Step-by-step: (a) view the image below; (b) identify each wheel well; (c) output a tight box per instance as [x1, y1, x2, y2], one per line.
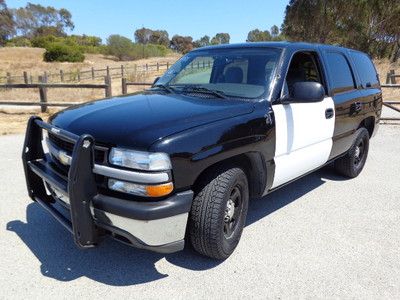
[358, 116, 375, 137]
[192, 153, 266, 199]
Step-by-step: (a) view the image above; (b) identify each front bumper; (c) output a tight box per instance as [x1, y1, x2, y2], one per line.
[21, 116, 193, 253]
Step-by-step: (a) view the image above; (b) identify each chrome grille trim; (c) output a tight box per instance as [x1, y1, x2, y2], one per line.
[47, 139, 170, 184]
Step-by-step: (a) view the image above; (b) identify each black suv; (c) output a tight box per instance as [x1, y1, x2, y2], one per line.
[22, 42, 382, 259]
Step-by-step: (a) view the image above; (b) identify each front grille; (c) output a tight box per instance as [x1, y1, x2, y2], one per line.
[48, 133, 107, 164]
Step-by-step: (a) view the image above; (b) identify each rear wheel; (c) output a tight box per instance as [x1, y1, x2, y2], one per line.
[334, 127, 370, 178]
[188, 167, 249, 259]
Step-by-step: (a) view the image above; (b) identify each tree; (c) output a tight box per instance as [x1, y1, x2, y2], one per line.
[106, 34, 134, 61]
[12, 3, 74, 37]
[211, 33, 230, 45]
[193, 35, 210, 48]
[0, 0, 15, 45]
[170, 35, 193, 53]
[246, 29, 272, 42]
[281, 0, 400, 61]
[148, 30, 169, 47]
[134, 27, 169, 47]
[134, 27, 153, 44]
[270, 25, 280, 38]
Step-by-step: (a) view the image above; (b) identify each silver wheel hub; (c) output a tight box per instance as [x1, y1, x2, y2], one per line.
[355, 146, 360, 158]
[224, 199, 235, 222]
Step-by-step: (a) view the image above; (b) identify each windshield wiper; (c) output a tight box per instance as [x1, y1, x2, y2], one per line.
[151, 84, 175, 93]
[181, 86, 228, 99]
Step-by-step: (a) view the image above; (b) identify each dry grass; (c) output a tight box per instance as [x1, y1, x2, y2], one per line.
[0, 108, 55, 135]
[0, 47, 399, 135]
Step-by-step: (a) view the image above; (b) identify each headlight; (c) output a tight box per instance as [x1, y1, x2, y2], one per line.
[109, 148, 172, 171]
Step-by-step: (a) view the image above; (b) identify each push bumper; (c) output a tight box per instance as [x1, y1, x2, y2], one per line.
[21, 116, 193, 253]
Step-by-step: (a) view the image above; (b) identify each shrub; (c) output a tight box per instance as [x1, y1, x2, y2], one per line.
[6, 37, 32, 47]
[106, 34, 170, 61]
[43, 43, 85, 62]
[106, 34, 135, 60]
[31, 35, 59, 48]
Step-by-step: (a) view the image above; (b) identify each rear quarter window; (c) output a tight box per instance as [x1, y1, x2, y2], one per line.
[350, 51, 379, 88]
[325, 52, 355, 94]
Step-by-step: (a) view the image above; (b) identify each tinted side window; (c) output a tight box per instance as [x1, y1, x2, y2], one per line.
[325, 52, 355, 93]
[350, 52, 379, 88]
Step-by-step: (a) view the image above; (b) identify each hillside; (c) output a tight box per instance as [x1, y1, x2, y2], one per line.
[0, 47, 180, 79]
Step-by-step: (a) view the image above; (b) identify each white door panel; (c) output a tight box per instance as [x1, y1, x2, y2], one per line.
[271, 97, 335, 189]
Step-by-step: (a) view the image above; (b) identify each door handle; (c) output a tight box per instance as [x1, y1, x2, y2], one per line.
[325, 108, 334, 119]
[265, 110, 273, 125]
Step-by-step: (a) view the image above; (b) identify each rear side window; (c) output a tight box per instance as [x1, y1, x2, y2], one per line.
[325, 52, 355, 93]
[350, 52, 379, 88]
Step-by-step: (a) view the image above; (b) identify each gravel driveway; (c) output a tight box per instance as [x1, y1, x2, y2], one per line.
[0, 126, 399, 299]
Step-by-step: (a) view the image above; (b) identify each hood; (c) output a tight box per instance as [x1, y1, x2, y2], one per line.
[50, 92, 255, 150]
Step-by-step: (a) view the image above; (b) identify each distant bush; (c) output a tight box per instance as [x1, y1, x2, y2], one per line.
[31, 35, 59, 48]
[106, 34, 170, 61]
[30, 34, 105, 55]
[43, 43, 85, 62]
[106, 35, 134, 60]
[6, 37, 32, 47]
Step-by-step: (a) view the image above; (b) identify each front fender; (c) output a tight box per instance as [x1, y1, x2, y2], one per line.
[150, 106, 275, 192]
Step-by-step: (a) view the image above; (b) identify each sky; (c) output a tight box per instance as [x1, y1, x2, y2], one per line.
[6, 0, 288, 43]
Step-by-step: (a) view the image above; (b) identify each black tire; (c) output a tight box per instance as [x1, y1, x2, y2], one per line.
[188, 167, 249, 259]
[334, 127, 370, 178]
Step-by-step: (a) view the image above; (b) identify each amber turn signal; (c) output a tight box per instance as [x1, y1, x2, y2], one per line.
[145, 182, 174, 197]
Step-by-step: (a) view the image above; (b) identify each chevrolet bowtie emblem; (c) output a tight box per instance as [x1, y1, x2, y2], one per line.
[58, 150, 70, 165]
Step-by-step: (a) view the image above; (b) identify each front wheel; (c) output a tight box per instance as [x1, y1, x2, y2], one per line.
[188, 167, 249, 259]
[334, 127, 370, 178]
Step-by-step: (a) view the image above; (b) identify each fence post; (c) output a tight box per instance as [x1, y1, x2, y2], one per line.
[122, 78, 127, 95]
[23, 71, 28, 84]
[44, 71, 48, 82]
[91, 67, 95, 80]
[105, 75, 112, 98]
[146, 64, 148, 71]
[390, 69, 396, 84]
[157, 62, 159, 71]
[30, 75, 33, 83]
[38, 75, 48, 113]
[60, 70, 64, 82]
[167, 62, 169, 70]
[121, 65, 125, 78]
[106, 66, 110, 78]
[77, 71, 81, 82]
[6, 72, 11, 84]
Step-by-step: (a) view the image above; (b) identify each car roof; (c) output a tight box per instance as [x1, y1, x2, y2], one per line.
[192, 41, 363, 54]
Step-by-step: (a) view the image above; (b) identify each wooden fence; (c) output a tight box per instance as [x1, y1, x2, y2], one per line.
[381, 69, 400, 121]
[0, 62, 171, 84]
[121, 78, 152, 94]
[0, 66, 399, 122]
[0, 76, 112, 112]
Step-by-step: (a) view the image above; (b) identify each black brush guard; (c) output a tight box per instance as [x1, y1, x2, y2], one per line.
[22, 116, 100, 249]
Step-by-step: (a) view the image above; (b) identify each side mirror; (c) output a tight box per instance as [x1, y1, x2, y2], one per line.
[152, 76, 160, 86]
[281, 82, 325, 104]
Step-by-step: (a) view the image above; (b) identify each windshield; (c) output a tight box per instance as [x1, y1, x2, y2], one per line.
[156, 47, 282, 99]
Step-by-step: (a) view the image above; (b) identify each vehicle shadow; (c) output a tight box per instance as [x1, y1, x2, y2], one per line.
[6, 165, 344, 286]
